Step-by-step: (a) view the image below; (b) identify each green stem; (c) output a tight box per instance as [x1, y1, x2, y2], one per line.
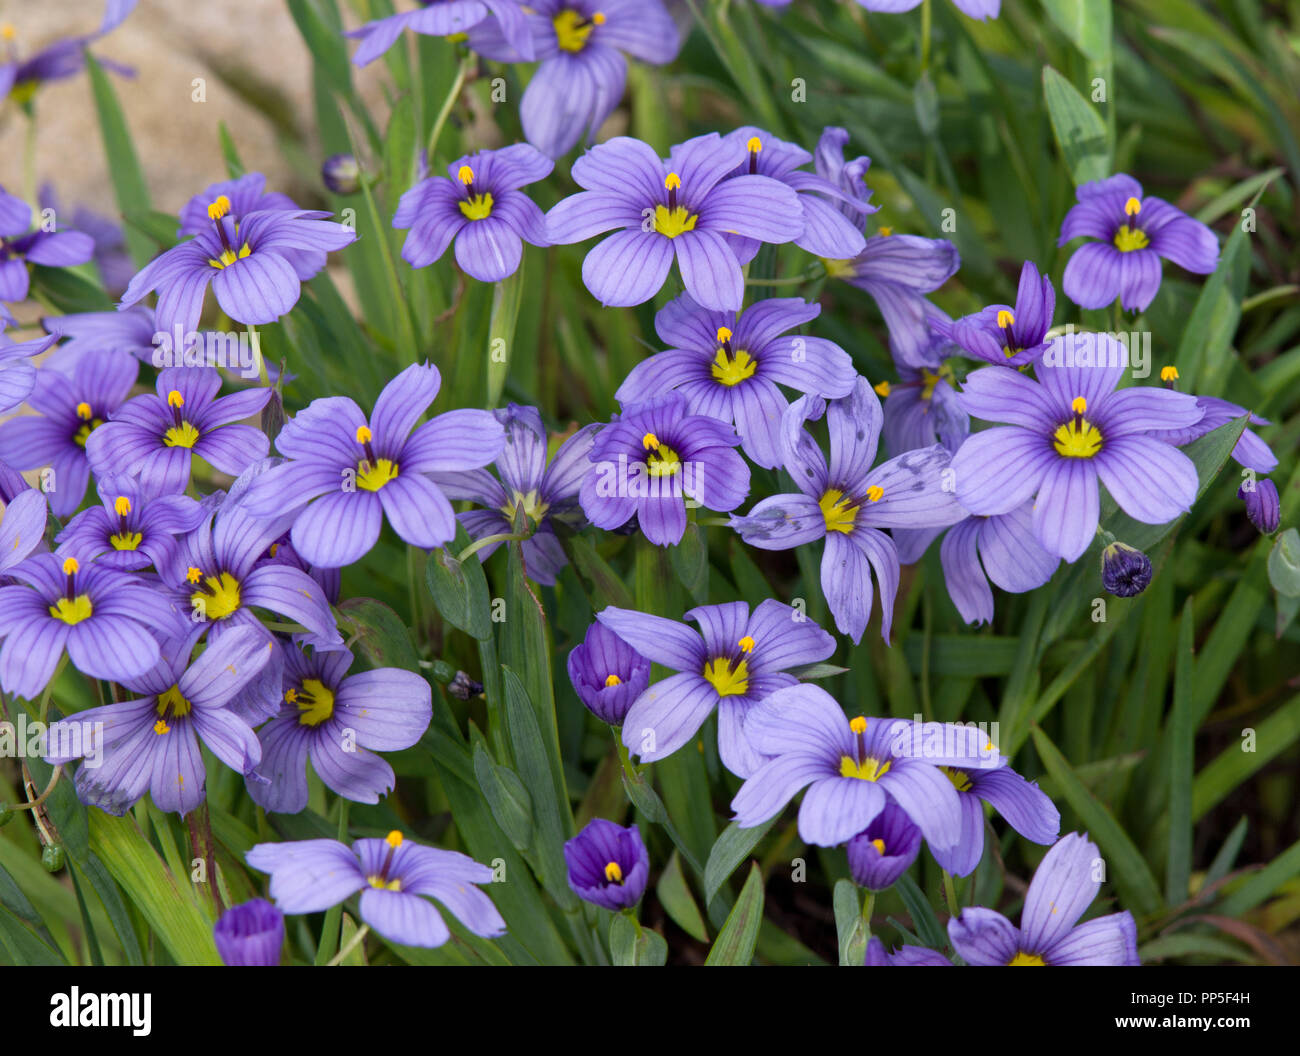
[920, 0, 932, 73]
[11, 765, 62, 811]
[247, 323, 269, 386]
[327, 923, 369, 966]
[861, 890, 876, 941]
[427, 54, 472, 166]
[458, 531, 527, 563]
[942, 871, 960, 918]
[744, 274, 816, 287]
[313, 799, 351, 966]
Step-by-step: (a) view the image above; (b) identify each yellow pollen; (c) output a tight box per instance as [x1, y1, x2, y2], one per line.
[604, 674, 622, 687]
[458, 192, 494, 221]
[1161, 365, 1179, 382]
[746, 136, 762, 154]
[207, 244, 252, 270]
[153, 720, 170, 736]
[642, 432, 660, 451]
[874, 381, 891, 398]
[1052, 418, 1103, 459]
[879, 226, 893, 237]
[457, 165, 475, 185]
[164, 422, 201, 449]
[849, 715, 867, 734]
[839, 756, 891, 781]
[664, 172, 681, 191]
[75, 402, 93, 420]
[167, 390, 185, 408]
[285, 688, 298, 703]
[110, 532, 142, 551]
[62, 557, 79, 575]
[1113, 225, 1149, 252]
[1124, 196, 1141, 217]
[1070, 396, 1087, 414]
[604, 860, 623, 883]
[114, 496, 132, 516]
[186, 566, 202, 584]
[269, 543, 279, 557]
[208, 195, 231, 221]
[49, 596, 93, 625]
[711, 346, 757, 387]
[368, 876, 402, 891]
[870, 838, 886, 856]
[1008, 951, 1047, 966]
[865, 485, 883, 503]
[944, 767, 972, 792]
[386, 830, 403, 848]
[920, 366, 947, 401]
[653, 204, 698, 239]
[293, 677, 336, 726]
[716, 326, 733, 343]
[819, 488, 859, 534]
[356, 457, 399, 491]
[738, 635, 755, 653]
[702, 656, 749, 698]
[996, 309, 1015, 328]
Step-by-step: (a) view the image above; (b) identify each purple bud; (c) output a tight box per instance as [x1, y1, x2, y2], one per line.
[321, 153, 361, 195]
[1100, 542, 1151, 597]
[845, 803, 921, 891]
[1238, 479, 1280, 535]
[563, 819, 649, 912]
[566, 621, 651, 726]
[214, 898, 284, 966]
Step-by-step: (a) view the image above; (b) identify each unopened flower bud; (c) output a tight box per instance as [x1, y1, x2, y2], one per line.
[1100, 541, 1152, 597]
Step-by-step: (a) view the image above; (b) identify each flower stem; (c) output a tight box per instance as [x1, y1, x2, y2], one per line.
[427, 53, 472, 166]
[327, 923, 369, 966]
[942, 870, 960, 918]
[457, 531, 527, 563]
[920, 0, 932, 73]
[861, 890, 875, 942]
[247, 323, 269, 386]
[11, 765, 62, 812]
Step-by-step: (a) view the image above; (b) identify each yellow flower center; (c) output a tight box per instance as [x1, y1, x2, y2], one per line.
[109, 531, 143, 551]
[711, 346, 757, 387]
[702, 656, 750, 698]
[208, 243, 252, 269]
[291, 677, 336, 727]
[73, 420, 103, 447]
[604, 861, 623, 884]
[553, 9, 604, 51]
[1008, 951, 1046, 966]
[653, 204, 699, 239]
[356, 457, 399, 491]
[820, 257, 857, 279]
[944, 767, 972, 792]
[49, 596, 94, 625]
[839, 756, 891, 781]
[458, 192, 494, 221]
[1052, 418, 1103, 458]
[163, 422, 201, 449]
[870, 838, 886, 855]
[155, 684, 192, 726]
[645, 444, 681, 478]
[190, 570, 242, 621]
[819, 488, 860, 534]
[367, 876, 402, 891]
[1112, 225, 1149, 252]
[604, 674, 622, 688]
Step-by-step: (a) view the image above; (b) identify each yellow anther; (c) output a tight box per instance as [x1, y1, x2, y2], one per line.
[1160, 366, 1179, 382]
[716, 326, 733, 343]
[167, 390, 184, 408]
[114, 496, 132, 516]
[738, 635, 755, 654]
[746, 136, 762, 154]
[153, 719, 171, 736]
[849, 715, 868, 734]
[457, 165, 475, 185]
[879, 226, 893, 237]
[1071, 396, 1087, 415]
[592, 12, 606, 23]
[1124, 196, 1141, 216]
[285, 687, 298, 703]
[996, 309, 1015, 328]
[75, 402, 93, 420]
[664, 172, 681, 191]
[61, 557, 79, 575]
[865, 485, 884, 503]
[641, 432, 660, 451]
[870, 838, 886, 855]
[386, 830, 403, 848]
[186, 566, 202, 584]
[874, 380, 891, 398]
[604, 674, 622, 688]
[356, 425, 373, 444]
[604, 861, 623, 883]
[207, 195, 232, 221]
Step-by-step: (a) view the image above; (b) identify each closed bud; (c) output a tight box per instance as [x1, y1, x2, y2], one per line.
[41, 844, 65, 873]
[447, 670, 484, 702]
[1238, 479, 1280, 535]
[321, 153, 362, 195]
[1100, 542, 1152, 597]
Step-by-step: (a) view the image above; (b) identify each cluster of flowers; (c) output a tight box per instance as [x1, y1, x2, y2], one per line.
[0, 0, 1277, 967]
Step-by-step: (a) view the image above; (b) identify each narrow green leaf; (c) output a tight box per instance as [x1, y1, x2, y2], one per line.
[86, 54, 153, 267]
[656, 851, 709, 944]
[1042, 65, 1111, 186]
[337, 596, 421, 670]
[704, 863, 764, 966]
[426, 539, 493, 641]
[704, 819, 775, 907]
[833, 879, 867, 967]
[609, 914, 669, 966]
[1166, 598, 1195, 904]
[471, 741, 535, 854]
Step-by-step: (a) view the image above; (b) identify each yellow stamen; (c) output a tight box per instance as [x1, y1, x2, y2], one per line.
[716, 326, 733, 343]
[604, 860, 623, 884]
[190, 570, 242, 621]
[1052, 418, 1103, 459]
[878, 226, 893, 237]
[996, 309, 1015, 328]
[207, 244, 252, 270]
[746, 136, 762, 154]
[167, 390, 185, 408]
[356, 425, 372, 444]
[186, 566, 202, 584]
[874, 381, 891, 398]
[849, 716, 867, 735]
[870, 838, 886, 856]
[865, 485, 883, 503]
[839, 756, 891, 781]
[554, 9, 600, 51]
[153, 719, 170, 736]
[155, 684, 192, 721]
[163, 422, 201, 449]
[664, 172, 681, 191]
[356, 458, 399, 491]
[75, 402, 93, 421]
[457, 165, 475, 186]
[208, 195, 232, 221]
[702, 656, 749, 697]
[604, 674, 622, 688]
[368, 876, 402, 891]
[1113, 225, 1149, 252]
[1071, 396, 1087, 415]
[1160, 365, 1179, 382]
[642, 432, 660, 451]
[114, 496, 132, 516]
[386, 830, 403, 849]
[1124, 196, 1141, 217]
[737, 635, 755, 653]
[819, 488, 859, 534]
[458, 192, 494, 221]
[62, 557, 79, 575]
[109, 532, 142, 551]
[944, 767, 972, 793]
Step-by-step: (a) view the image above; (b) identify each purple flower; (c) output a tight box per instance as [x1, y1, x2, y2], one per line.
[580, 392, 750, 546]
[813, 126, 879, 225]
[947, 832, 1139, 965]
[0, 2, 137, 106]
[864, 937, 952, 966]
[321, 154, 361, 196]
[614, 293, 857, 468]
[545, 134, 803, 310]
[707, 127, 866, 260]
[0, 552, 177, 700]
[469, 1, 680, 159]
[0, 185, 95, 306]
[0, 486, 46, 576]
[600, 598, 836, 777]
[1100, 541, 1152, 597]
[729, 684, 963, 849]
[945, 261, 1055, 368]
[433, 404, 599, 585]
[730, 379, 965, 643]
[348, 1, 535, 67]
[393, 145, 552, 282]
[55, 475, 204, 572]
[0, 349, 136, 518]
[824, 233, 959, 370]
[246, 831, 506, 949]
[44, 626, 271, 816]
[1059, 174, 1218, 312]
[951, 339, 1206, 562]
[565, 818, 649, 911]
[566, 619, 651, 725]
[1239, 479, 1279, 535]
[880, 364, 968, 459]
[0, 320, 58, 415]
[241, 362, 505, 567]
[86, 366, 271, 494]
[1148, 395, 1276, 475]
[119, 193, 355, 336]
[41, 306, 159, 366]
[214, 898, 284, 967]
[247, 646, 431, 814]
[854, 0, 1000, 18]
[846, 803, 921, 890]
